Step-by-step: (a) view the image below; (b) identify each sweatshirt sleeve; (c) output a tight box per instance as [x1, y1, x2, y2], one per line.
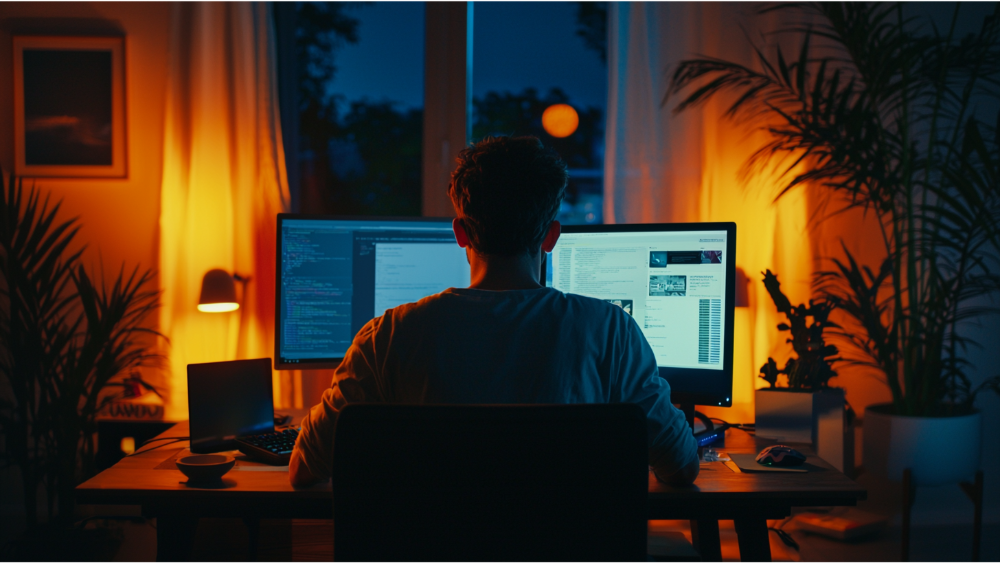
[293, 316, 386, 480]
[615, 316, 699, 477]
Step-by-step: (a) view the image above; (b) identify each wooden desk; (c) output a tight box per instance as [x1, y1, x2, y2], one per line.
[78, 422, 865, 562]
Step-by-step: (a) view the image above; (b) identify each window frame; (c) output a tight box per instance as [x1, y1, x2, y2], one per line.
[421, 2, 472, 218]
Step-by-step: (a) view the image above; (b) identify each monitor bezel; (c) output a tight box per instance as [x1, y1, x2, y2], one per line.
[544, 221, 737, 408]
[274, 213, 458, 370]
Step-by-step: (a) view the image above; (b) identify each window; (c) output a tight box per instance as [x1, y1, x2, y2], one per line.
[293, 2, 425, 216]
[286, 2, 607, 222]
[473, 2, 607, 224]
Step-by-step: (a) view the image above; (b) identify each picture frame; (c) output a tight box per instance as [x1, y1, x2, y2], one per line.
[13, 36, 127, 178]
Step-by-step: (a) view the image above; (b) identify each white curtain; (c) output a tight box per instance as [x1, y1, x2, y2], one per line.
[159, 2, 294, 420]
[605, 3, 818, 422]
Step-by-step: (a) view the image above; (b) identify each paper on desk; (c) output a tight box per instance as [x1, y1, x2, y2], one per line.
[235, 463, 288, 472]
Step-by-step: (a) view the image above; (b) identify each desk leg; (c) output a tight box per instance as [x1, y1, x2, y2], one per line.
[690, 519, 722, 562]
[734, 518, 771, 562]
[902, 468, 915, 562]
[156, 515, 198, 562]
[244, 518, 260, 561]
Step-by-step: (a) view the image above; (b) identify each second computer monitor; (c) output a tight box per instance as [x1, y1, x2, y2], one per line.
[275, 215, 470, 369]
[545, 222, 736, 407]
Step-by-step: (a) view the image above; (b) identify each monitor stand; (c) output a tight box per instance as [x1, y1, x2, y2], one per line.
[680, 403, 703, 432]
[680, 403, 727, 447]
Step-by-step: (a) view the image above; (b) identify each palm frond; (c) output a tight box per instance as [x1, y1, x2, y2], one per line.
[668, 2, 1000, 414]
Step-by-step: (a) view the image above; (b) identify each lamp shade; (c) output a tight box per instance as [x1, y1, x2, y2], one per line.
[198, 269, 239, 313]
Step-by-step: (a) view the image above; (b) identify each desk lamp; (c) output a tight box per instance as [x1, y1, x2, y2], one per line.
[198, 269, 249, 313]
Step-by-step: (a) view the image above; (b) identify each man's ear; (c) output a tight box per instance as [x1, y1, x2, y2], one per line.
[541, 220, 561, 253]
[452, 217, 470, 249]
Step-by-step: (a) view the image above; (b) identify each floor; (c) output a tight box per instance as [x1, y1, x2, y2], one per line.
[2, 508, 995, 561]
[95, 517, 997, 561]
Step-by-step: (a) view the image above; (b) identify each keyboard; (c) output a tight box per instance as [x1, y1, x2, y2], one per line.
[235, 427, 300, 465]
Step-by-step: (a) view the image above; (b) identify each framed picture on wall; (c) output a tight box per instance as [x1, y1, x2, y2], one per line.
[13, 36, 127, 178]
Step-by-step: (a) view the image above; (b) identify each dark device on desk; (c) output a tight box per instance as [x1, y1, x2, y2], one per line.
[756, 445, 806, 467]
[544, 222, 737, 439]
[187, 358, 296, 464]
[274, 215, 470, 370]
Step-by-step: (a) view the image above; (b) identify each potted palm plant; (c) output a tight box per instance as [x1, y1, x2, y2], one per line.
[666, 3, 1000, 486]
[0, 170, 163, 531]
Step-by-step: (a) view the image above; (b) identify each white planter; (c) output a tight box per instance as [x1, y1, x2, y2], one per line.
[864, 403, 981, 486]
[755, 388, 850, 472]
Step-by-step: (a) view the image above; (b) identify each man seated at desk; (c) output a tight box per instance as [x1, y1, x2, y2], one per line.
[290, 136, 699, 487]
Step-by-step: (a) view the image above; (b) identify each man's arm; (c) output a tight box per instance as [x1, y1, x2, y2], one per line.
[614, 312, 701, 485]
[288, 318, 386, 488]
[654, 455, 700, 486]
[288, 391, 338, 488]
[289, 447, 323, 487]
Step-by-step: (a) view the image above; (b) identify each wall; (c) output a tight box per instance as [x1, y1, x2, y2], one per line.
[0, 0, 171, 522]
[1, 1, 170, 280]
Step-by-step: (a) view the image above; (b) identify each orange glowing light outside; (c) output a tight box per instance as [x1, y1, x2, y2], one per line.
[197, 302, 240, 313]
[120, 437, 136, 455]
[542, 104, 579, 138]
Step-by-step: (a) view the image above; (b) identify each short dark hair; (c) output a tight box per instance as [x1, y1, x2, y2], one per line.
[448, 136, 568, 256]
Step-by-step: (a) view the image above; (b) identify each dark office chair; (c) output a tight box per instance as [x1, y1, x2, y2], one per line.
[332, 403, 649, 562]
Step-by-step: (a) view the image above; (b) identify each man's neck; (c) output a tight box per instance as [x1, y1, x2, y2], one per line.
[466, 250, 544, 291]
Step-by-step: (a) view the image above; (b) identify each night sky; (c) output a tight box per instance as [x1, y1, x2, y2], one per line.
[332, 2, 607, 112]
[327, 0, 997, 135]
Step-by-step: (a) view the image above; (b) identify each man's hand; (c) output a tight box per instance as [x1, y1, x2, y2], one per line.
[654, 456, 700, 486]
[289, 448, 324, 488]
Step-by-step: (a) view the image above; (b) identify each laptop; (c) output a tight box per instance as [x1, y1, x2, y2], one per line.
[187, 358, 296, 463]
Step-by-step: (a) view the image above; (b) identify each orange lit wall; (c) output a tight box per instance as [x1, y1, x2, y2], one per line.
[0, 2, 173, 395]
[1, 3, 294, 421]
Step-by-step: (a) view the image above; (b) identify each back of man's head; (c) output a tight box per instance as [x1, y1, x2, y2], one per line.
[449, 136, 568, 256]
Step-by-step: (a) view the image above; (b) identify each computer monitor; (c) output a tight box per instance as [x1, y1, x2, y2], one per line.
[275, 215, 471, 369]
[544, 222, 736, 409]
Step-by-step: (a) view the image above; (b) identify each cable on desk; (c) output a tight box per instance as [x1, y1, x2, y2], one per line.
[710, 418, 755, 433]
[126, 437, 190, 457]
[137, 436, 188, 448]
[768, 517, 799, 551]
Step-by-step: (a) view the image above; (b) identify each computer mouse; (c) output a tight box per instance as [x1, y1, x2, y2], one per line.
[755, 445, 806, 467]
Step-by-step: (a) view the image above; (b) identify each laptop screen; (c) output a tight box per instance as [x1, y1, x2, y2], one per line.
[187, 358, 275, 453]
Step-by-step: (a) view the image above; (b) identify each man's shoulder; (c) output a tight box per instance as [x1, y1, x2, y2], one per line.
[377, 287, 631, 329]
[559, 291, 634, 320]
[374, 290, 455, 327]
[559, 291, 619, 309]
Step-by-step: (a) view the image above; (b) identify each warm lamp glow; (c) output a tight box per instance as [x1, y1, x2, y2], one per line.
[197, 302, 240, 313]
[198, 268, 240, 313]
[120, 437, 135, 455]
[542, 104, 579, 138]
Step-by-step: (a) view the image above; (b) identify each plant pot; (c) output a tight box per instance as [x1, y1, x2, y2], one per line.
[863, 403, 981, 486]
[755, 388, 851, 471]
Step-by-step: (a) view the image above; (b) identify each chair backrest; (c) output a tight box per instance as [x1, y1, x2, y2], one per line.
[332, 403, 649, 562]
